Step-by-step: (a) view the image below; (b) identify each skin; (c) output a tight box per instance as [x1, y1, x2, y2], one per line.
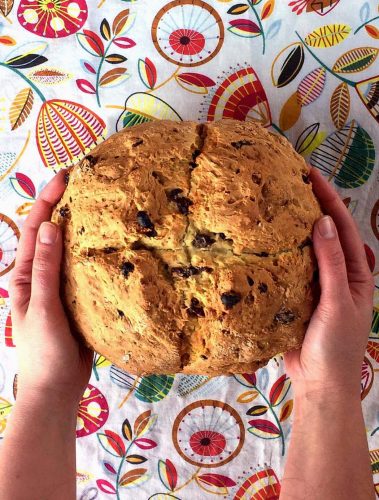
[0, 167, 375, 499]
[282, 168, 375, 499]
[0, 170, 92, 500]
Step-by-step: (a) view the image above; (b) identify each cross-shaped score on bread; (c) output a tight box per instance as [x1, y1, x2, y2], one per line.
[53, 119, 322, 375]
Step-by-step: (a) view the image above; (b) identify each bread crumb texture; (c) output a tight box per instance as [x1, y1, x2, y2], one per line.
[53, 120, 322, 375]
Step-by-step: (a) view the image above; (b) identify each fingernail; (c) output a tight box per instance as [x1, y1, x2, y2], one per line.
[318, 216, 336, 240]
[39, 222, 57, 245]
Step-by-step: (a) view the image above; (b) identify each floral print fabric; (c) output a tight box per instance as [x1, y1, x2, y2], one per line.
[0, 1, 378, 498]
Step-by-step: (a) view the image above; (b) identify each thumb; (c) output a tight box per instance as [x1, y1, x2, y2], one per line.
[313, 215, 350, 306]
[30, 222, 62, 308]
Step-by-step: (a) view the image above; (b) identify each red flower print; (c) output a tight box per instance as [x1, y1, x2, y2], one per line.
[189, 430, 226, 456]
[76, 384, 109, 438]
[152, 0, 224, 67]
[18, 0, 88, 38]
[169, 29, 206, 56]
[172, 400, 245, 468]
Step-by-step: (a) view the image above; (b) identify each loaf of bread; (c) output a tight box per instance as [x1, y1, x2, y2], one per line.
[53, 120, 322, 375]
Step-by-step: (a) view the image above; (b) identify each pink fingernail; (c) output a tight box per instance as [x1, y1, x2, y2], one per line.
[318, 216, 336, 240]
[39, 222, 57, 245]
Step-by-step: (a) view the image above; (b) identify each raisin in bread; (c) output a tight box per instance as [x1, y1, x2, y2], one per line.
[53, 119, 322, 375]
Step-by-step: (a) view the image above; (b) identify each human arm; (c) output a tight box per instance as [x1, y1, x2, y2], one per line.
[280, 168, 375, 500]
[0, 171, 93, 500]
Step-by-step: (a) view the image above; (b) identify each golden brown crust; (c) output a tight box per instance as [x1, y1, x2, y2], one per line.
[53, 119, 322, 375]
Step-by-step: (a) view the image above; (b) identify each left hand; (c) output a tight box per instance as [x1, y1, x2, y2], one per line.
[10, 170, 93, 407]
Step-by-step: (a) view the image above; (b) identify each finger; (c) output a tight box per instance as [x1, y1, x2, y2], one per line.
[30, 222, 62, 309]
[309, 168, 372, 287]
[10, 170, 67, 316]
[313, 215, 351, 304]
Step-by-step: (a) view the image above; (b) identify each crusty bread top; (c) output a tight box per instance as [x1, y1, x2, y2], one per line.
[54, 119, 321, 375]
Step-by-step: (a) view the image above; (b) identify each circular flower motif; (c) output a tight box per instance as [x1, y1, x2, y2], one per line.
[169, 29, 205, 56]
[18, 0, 88, 38]
[204, 66, 271, 126]
[36, 99, 106, 169]
[172, 400, 244, 468]
[76, 384, 109, 438]
[189, 430, 226, 456]
[152, 0, 224, 67]
[0, 214, 20, 278]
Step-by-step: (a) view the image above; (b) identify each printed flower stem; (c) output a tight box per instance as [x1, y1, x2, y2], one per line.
[115, 439, 136, 500]
[254, 385, 286, 456]
[173, 466, 202, 493]
[295, 31, 356, 88]
[354, 15, 379, 34]
[248, 0, 266, 55]
[147, 66, 180, 94]
[95, 37, 116, 108]
[92, 360, 100, 382]
[271, 123, 286, 137]
[371, 426, 379, 436]
[0, 62, 46, 102]
[105, 104, 125, 110]
[118, 378, 139, 409]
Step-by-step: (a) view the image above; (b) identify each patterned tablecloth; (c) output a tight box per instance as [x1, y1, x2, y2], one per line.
[0, 0, 378, 498]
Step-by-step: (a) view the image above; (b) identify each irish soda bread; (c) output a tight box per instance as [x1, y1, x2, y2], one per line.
[54, 120, 322, 375]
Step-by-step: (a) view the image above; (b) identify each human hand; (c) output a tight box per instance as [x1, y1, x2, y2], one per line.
[10, 170, 93, 408]
[284, 167, 374, 399]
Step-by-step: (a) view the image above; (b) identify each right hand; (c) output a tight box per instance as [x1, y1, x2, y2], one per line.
[284, 168, 374, 399]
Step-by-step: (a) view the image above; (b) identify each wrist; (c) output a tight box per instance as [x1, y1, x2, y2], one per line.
[15, 385, 80, 423]
[291, 379, 361, 403]
[292, 383, 362, 423]
[16, 371, 85, 405]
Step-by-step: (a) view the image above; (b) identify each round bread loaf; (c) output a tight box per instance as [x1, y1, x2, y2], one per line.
[54, 120, 322, 375]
